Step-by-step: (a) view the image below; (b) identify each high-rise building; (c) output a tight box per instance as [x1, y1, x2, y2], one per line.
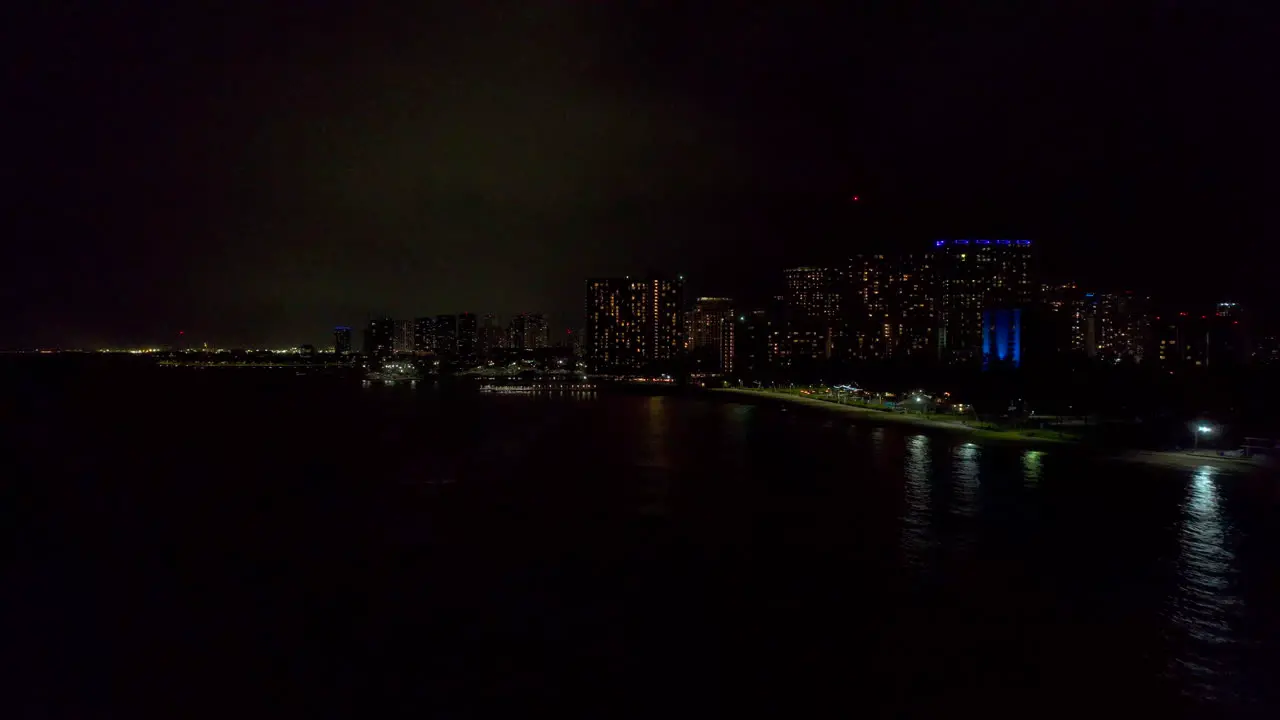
[734, 310, 771, 375]
[783, 267, 842, 324]
[393, 320, 415, 354]
[365, 317, 394, 357]
[782, 267, 842, 362]
[1043, 283, 1086, 354]
[1155, 312, 1208, 368]
[564, 328, 582, 357]
[457, 312, 478, 365]
[507, 313, 549, 351]
[845, 254, 936, 361]
[688, 297, 735, 373]
[883, 253, 937, 360]
[934, 239, 1032, 364]
[1101, 292, 1151, 363]
[1153, 305, 1248, 369]
[333, 326, 352, 354]
[1210, 302, 1250, 366]
[585, 278, 633, 370]
[413, 317, 435, 353]
[478, 314, 504, 355]
[1044, 285, 1150, 363]
[435, 315, 457, 356]
[584, 274, 684, 372]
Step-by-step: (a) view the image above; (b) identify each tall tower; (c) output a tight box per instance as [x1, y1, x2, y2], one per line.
[413, 317, 435, 353]
[507, 313, 549, 351]
[457, 312, 478, 365]
[688, 297, 735, 373]
[434, 315, 457, 356]
[639, 275, 684, 364]
[333, 327, 352, 354]
[365, 317, 394, 357]
[934, 239, 1032, 364]
[584, 274, 684, 372]
[392, 320, 415, 354]
[478, 314, 503, 354]
[781, 267, 842, 362]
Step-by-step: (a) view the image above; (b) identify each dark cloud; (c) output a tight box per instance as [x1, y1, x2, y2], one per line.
[8, 2, 1275, 347]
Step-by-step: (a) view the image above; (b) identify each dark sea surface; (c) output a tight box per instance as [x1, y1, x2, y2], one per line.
[6, 361, 1280, 717]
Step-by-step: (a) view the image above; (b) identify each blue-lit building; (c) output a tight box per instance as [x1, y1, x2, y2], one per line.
[333, 326, 352, 354]
[935, 239, 1033, 364]
[982, 308, 1022, 369]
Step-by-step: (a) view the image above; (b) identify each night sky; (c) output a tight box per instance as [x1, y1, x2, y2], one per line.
[9, 2, 1274, 348]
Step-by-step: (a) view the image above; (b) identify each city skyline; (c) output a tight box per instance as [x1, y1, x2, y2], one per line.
[9, 4, 1272, 349]
[23, 235, 1263, 355]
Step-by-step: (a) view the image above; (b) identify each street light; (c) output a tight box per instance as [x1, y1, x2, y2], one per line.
[1194, 425, 1213, 451]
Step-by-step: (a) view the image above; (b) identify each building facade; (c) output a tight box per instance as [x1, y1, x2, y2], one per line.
[982, 308, 1022, 368]
[781, 267, 842, 363]
[365, 317, 394, 357]
[434, 314, 457, 357]
[393, 320, 415, 354]
[734, 310, 771, 375]
[413, 317, 435, 353]
[507, 313, 549, 351]
[845, 253, 936, 361]
[478, 314, 504, 355]
[1044, 284, 1151, 363]
[687, 297, 735, 373]
[935, 239, 1032, 364]
[457, 312, 478, 365]
[333, 326, 352, 355]
[584, 274, 685, 372]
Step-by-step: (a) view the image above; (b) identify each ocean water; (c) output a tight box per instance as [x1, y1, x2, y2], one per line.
[6, 362, 1280, 716]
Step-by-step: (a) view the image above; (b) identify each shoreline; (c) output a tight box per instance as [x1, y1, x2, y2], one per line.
[711, 388, 1074, 446]
[710, 388, 1274, 472]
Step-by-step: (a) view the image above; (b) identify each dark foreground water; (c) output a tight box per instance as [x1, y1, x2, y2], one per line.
[7, 364, 1280, 716]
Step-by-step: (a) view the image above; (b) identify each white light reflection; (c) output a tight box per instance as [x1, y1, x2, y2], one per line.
[1170, 466, 1238, 698]
[902, 435, 935, 569]
[951, 443, 980, 520]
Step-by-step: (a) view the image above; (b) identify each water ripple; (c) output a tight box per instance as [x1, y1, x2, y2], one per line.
[901, 434, 934, 570]
[1169, 466, 1242, 702]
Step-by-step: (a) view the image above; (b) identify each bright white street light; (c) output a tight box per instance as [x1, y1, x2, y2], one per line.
[1193, 424, 1214, 451]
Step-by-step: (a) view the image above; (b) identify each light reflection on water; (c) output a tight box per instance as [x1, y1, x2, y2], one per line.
[1170, 465, 1241, 701]
[951, 442, 980, 521]
[901, 435, 934, 569]
[1022, 449, 1043, 486]
[637, 396, 673, 518]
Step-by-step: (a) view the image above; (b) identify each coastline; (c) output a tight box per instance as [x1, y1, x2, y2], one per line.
[710, 388, 1274, 472]
[710, 388, 1074, 446]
